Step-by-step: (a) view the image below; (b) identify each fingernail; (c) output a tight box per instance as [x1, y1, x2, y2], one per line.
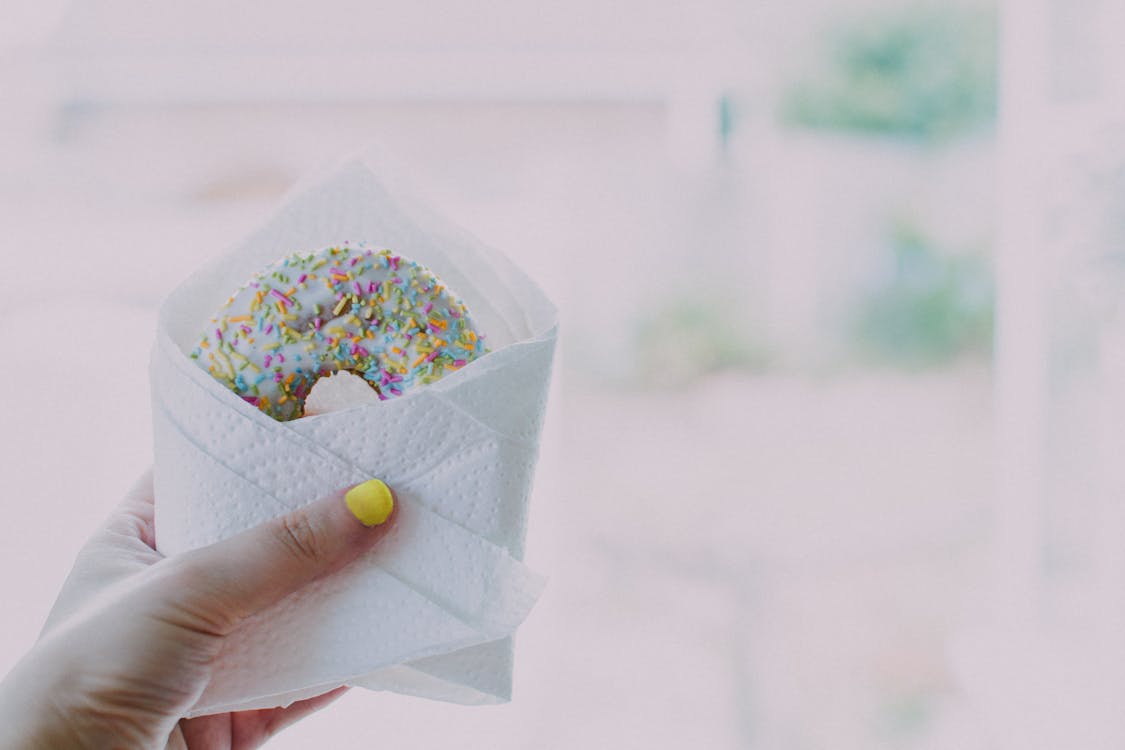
[345, 478, 394, 526]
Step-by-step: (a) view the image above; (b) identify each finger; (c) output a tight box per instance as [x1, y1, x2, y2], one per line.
[177, 687, 348, 750]
[259, 687, 350, 738]
[102, 469, 157, 549]
[165, 479, 395, 633]
[175, 713, 229, 749]
[42, 471, 160, 635]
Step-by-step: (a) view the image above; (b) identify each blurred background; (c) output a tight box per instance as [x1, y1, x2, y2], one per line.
[2, 0, 1125, 747]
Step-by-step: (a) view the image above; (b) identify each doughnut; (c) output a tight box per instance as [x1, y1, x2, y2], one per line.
[191, 246, 488, 421]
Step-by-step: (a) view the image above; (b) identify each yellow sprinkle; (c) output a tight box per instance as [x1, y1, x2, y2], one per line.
[230, 352, 260, 372]
[333, 297, 348, 315]
[312, 259, 327, 270]
[228, 315, 251, 323]
[200, 339, 210, 349]
[411, 355, 426, 368]
[275, 301, 285, 315]
[214, 350, 235, 378]
[278, 394, 288, 404]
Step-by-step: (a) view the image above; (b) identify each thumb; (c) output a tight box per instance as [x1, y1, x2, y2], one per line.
[163, 478, 395, 633]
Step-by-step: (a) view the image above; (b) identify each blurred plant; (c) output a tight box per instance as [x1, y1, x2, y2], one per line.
[782, 5, 997, 142]
[853, 222, 993, 366]
[632, 296, 769, 385]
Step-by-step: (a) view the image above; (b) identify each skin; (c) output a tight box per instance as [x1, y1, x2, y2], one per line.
[0, 471, 394, 749]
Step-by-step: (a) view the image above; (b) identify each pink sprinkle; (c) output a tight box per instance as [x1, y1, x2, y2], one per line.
[449, 309, 461, 318]
[313, 318, 322, 329]
[264, 324, 274, 334]
[424, 302, 433, 313]
[390, 256, 400, 270]
[425, 350, 440, 362]
[215, 328, 223, 341]
[264, 354, 273, 368]
[270, 289, 291, 306]
[354, 281, 363, 296]
[355, 346, 370, 357]
[368, 281, 376, 293]
[330, 267, 345, 276]
[454, 359, 467, 367]
[377, 391, 388, 401]
[389, 374, 403, 383]
[298, 274, 307, 284]
[274, 372, 283, 382]
[277, 353, 285, 363]
[242, 395, 259, 405]
[392, 277, 402, 285]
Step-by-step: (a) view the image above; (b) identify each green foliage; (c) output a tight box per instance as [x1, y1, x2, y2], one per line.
[783, 5, 997, 141]
[632, 296, 769, 385]
[854, 223, 993, 366]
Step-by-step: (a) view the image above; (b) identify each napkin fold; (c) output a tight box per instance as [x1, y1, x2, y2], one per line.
[150, 154, 556, 716]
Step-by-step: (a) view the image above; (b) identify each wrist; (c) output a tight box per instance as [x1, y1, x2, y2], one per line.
[0, 640, 119, 750]
[0, 662, 75, 749]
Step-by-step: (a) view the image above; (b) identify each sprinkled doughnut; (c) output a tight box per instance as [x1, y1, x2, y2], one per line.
[191, 246, 487, 421]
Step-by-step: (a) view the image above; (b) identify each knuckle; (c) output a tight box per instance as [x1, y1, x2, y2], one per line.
[275, 510, 330, 565]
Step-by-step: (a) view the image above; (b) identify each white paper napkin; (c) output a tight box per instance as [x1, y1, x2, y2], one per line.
[150, 154, 557, 716]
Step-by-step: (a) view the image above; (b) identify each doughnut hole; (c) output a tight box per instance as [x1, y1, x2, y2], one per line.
[303, 370, 382, 417]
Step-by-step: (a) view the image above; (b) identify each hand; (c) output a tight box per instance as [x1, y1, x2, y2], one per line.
[0, 471, 395, 749]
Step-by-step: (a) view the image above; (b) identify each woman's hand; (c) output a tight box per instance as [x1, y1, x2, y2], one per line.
[0, 471, 395, 749]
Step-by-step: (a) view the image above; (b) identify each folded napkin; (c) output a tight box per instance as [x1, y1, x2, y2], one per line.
[150, 155, 557, 716]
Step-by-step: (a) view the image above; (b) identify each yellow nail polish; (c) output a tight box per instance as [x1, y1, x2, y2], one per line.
[345, 479, 394, 526]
